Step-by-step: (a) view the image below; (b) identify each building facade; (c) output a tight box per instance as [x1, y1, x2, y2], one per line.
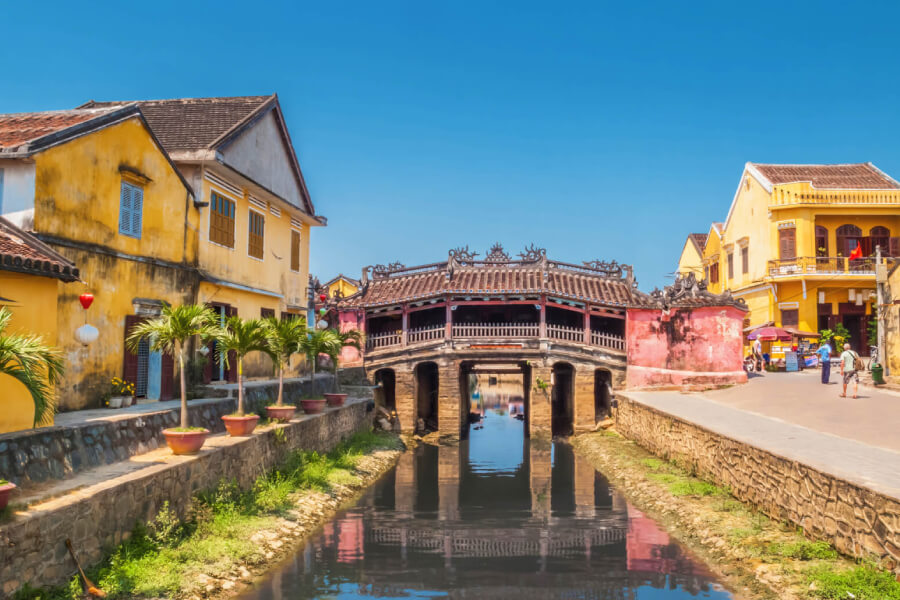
[675, 233, 707, 277]
[0, 96, 323, 416]
[694, 163, 899, 354]
[0, 217, 79, 432]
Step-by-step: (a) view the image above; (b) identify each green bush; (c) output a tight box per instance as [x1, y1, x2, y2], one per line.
[807, 564, 900, 599]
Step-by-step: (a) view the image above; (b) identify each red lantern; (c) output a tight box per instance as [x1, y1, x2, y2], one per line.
[79, 293, 94, 310]
[319, 294, 327, 302]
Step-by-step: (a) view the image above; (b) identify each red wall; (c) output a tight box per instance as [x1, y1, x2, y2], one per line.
[625, 305, 747, 389]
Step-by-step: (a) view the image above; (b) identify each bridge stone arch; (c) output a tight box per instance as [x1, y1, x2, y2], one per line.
[594, 368, 613, 420]
[414, 361, 440, 432]
[550, 362, 575, 436]
[373, 367, 396, 412]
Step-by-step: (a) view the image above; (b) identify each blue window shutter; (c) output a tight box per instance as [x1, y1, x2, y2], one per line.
[131, 185, 143, 238]
[119, 183, 133, 235]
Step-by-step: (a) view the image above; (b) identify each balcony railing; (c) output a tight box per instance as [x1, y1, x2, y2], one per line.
[407, 324, 445, 344]
[366, 322, 626, 352]
[452, 322, 540, 338]
[591, 330, 627, 351]
[767, 256, 894, 277]
[366, 331, 402, 351]
[547, 323, 583, 342]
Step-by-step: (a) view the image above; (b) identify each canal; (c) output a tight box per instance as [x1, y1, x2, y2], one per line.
[240, 388, 733, 599]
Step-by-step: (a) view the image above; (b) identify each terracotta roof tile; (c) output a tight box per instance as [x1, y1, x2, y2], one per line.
[0, 217, 79, 281]
[79, 96, 273, 152]
[688, 233, 708, 253]
[340, 262, 636, 308]
[750, 163, 899, 190]
[0, 107, 121, 150]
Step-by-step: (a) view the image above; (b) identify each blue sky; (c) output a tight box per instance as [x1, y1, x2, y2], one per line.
[3, 1, 900, 289]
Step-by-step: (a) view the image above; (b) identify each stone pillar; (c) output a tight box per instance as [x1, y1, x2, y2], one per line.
[438, 444, 460, 521]
[395, 451, 416, 517]
[530, 442, 552, 520]
[573, 364, 596, 434]
[529, 365, 552, 439]
[395, 367, 416, 433]
[438, 361, 462, 441]
[574, 452, 595, 518]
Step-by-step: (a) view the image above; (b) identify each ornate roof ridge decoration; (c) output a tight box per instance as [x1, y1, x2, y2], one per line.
[484, 242, 510, 262]
[582, 259, 623, 279]
[372, 261, 406, 278]
[448, 245, 479, 262]
[648, 272, 748, 310]
[518, 243, 547, 262]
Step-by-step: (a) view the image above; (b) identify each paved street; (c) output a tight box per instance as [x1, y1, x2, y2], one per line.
[624, 374, 900, 500]
[702, 370, 900, 452]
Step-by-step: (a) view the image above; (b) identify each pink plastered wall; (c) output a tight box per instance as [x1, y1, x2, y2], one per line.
[625, 305, 747, 389]
[338, 310, 364, 366]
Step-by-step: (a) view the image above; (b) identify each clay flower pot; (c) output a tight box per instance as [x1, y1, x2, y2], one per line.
[222, 415, 260, 437]
[266, 405, 297, 422]
[324, 393, 348, 407]
[300, 398, 327, 414]
[0, 481, 16, 511]
[162, 428, 210, 455]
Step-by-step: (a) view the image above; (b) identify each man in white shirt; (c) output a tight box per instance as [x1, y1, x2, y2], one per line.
[839, 343, 859, 399]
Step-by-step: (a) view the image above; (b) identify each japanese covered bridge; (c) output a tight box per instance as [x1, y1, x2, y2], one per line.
[330, 244, 746, 440]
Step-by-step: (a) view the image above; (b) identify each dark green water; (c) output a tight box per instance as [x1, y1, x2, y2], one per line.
[240, 392, 733, 599]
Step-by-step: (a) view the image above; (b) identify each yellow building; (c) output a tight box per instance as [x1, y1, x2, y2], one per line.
[883, 263, 900, 382]
[0, 217, 79, 432]
[676, 233, 707, 277]
[696, 163, 899, 355]
[80, 96, 325, 382]
[324, 274, 360, 300]
[0, 96, 324, 413]
[0, 105, 201, 410]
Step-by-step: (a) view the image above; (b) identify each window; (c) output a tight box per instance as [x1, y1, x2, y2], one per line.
[248, 210, 265, 259]
[781, 309, 799, 328]
[260, 308, 275, 319]
[741, 247, 749, 274]
[709, 262, 719, 284]
[290, 229, 301, 272]
[836, 224, 862, 257]
[778, 228, 796, 260]
[815, 225, 828, 257]
[119, 181, 144, 238]
[727, 253, 734, 279]
[209, 191, 235, 247]
[870, 226, 890, 256]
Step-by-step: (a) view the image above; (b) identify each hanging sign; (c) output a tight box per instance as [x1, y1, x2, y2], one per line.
[785, 351, 799, 372]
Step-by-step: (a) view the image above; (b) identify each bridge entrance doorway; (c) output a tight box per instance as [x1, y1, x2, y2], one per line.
[374, 368, 396, 412]
[595, 369, 612, 420]
[415, 362, 440, 432]
[551, 363, 574, 436]
[465, 362, 529, 437]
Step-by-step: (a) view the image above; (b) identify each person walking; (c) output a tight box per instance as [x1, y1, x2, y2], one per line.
[816, 341, 832, 384]
[752, 338, 763, 372]
[839, 342, 860, 399]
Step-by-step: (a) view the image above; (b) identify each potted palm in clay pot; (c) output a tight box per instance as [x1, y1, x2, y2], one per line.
[127, 304, 216, 455]
[262, 315, 307, 421]
[297, 327, 340, 414]
[0, 306, 64, 507]
[213, 316, 268, 436]
[323, 328, 364, 407]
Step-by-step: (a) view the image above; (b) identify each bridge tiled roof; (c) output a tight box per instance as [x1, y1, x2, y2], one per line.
[336, 246, 640, 308]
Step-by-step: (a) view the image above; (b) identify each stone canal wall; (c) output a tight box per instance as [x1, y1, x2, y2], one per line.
[0, 400, 371, 595]
[0, 376, 363, 487]
[615, 393, 900, 572]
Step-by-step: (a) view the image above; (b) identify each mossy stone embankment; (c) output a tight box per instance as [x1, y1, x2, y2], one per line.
[573, 430, 900, 600]
[12, 431, 404, 600]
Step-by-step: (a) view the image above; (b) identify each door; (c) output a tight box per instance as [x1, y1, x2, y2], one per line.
[146, 350, 162, 400]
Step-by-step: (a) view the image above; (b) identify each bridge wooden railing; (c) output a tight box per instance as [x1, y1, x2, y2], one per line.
[365, 323, 626, 352]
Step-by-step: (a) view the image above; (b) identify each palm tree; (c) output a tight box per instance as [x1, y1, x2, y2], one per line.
[0, 307, 64, 427]
[126, 304, 217, 429]
[297, 327, 340, 397]
[212, 316, 269, 415]
[262, 316, 307, 406]
[326, 329, 364, 392]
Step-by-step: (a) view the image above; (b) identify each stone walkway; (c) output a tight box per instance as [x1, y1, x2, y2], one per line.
[624, 383, 900, 501]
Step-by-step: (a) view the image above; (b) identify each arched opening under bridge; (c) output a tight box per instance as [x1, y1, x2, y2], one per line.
[551, 362, 574, 436]
[415, 362, 440, 432]
[594, 368, 612, 420]
[374, 368, 396, 412]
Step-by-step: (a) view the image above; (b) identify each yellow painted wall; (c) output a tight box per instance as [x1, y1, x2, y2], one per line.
[702, 226, 723, 293]
[720, 172, 772, 288]
[0, 272, 61, 433]
[32, 117, 199, 410]
[327, 277, 359, 299]
[884, 267, 900, 381]
[676, 238, 703, 277]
